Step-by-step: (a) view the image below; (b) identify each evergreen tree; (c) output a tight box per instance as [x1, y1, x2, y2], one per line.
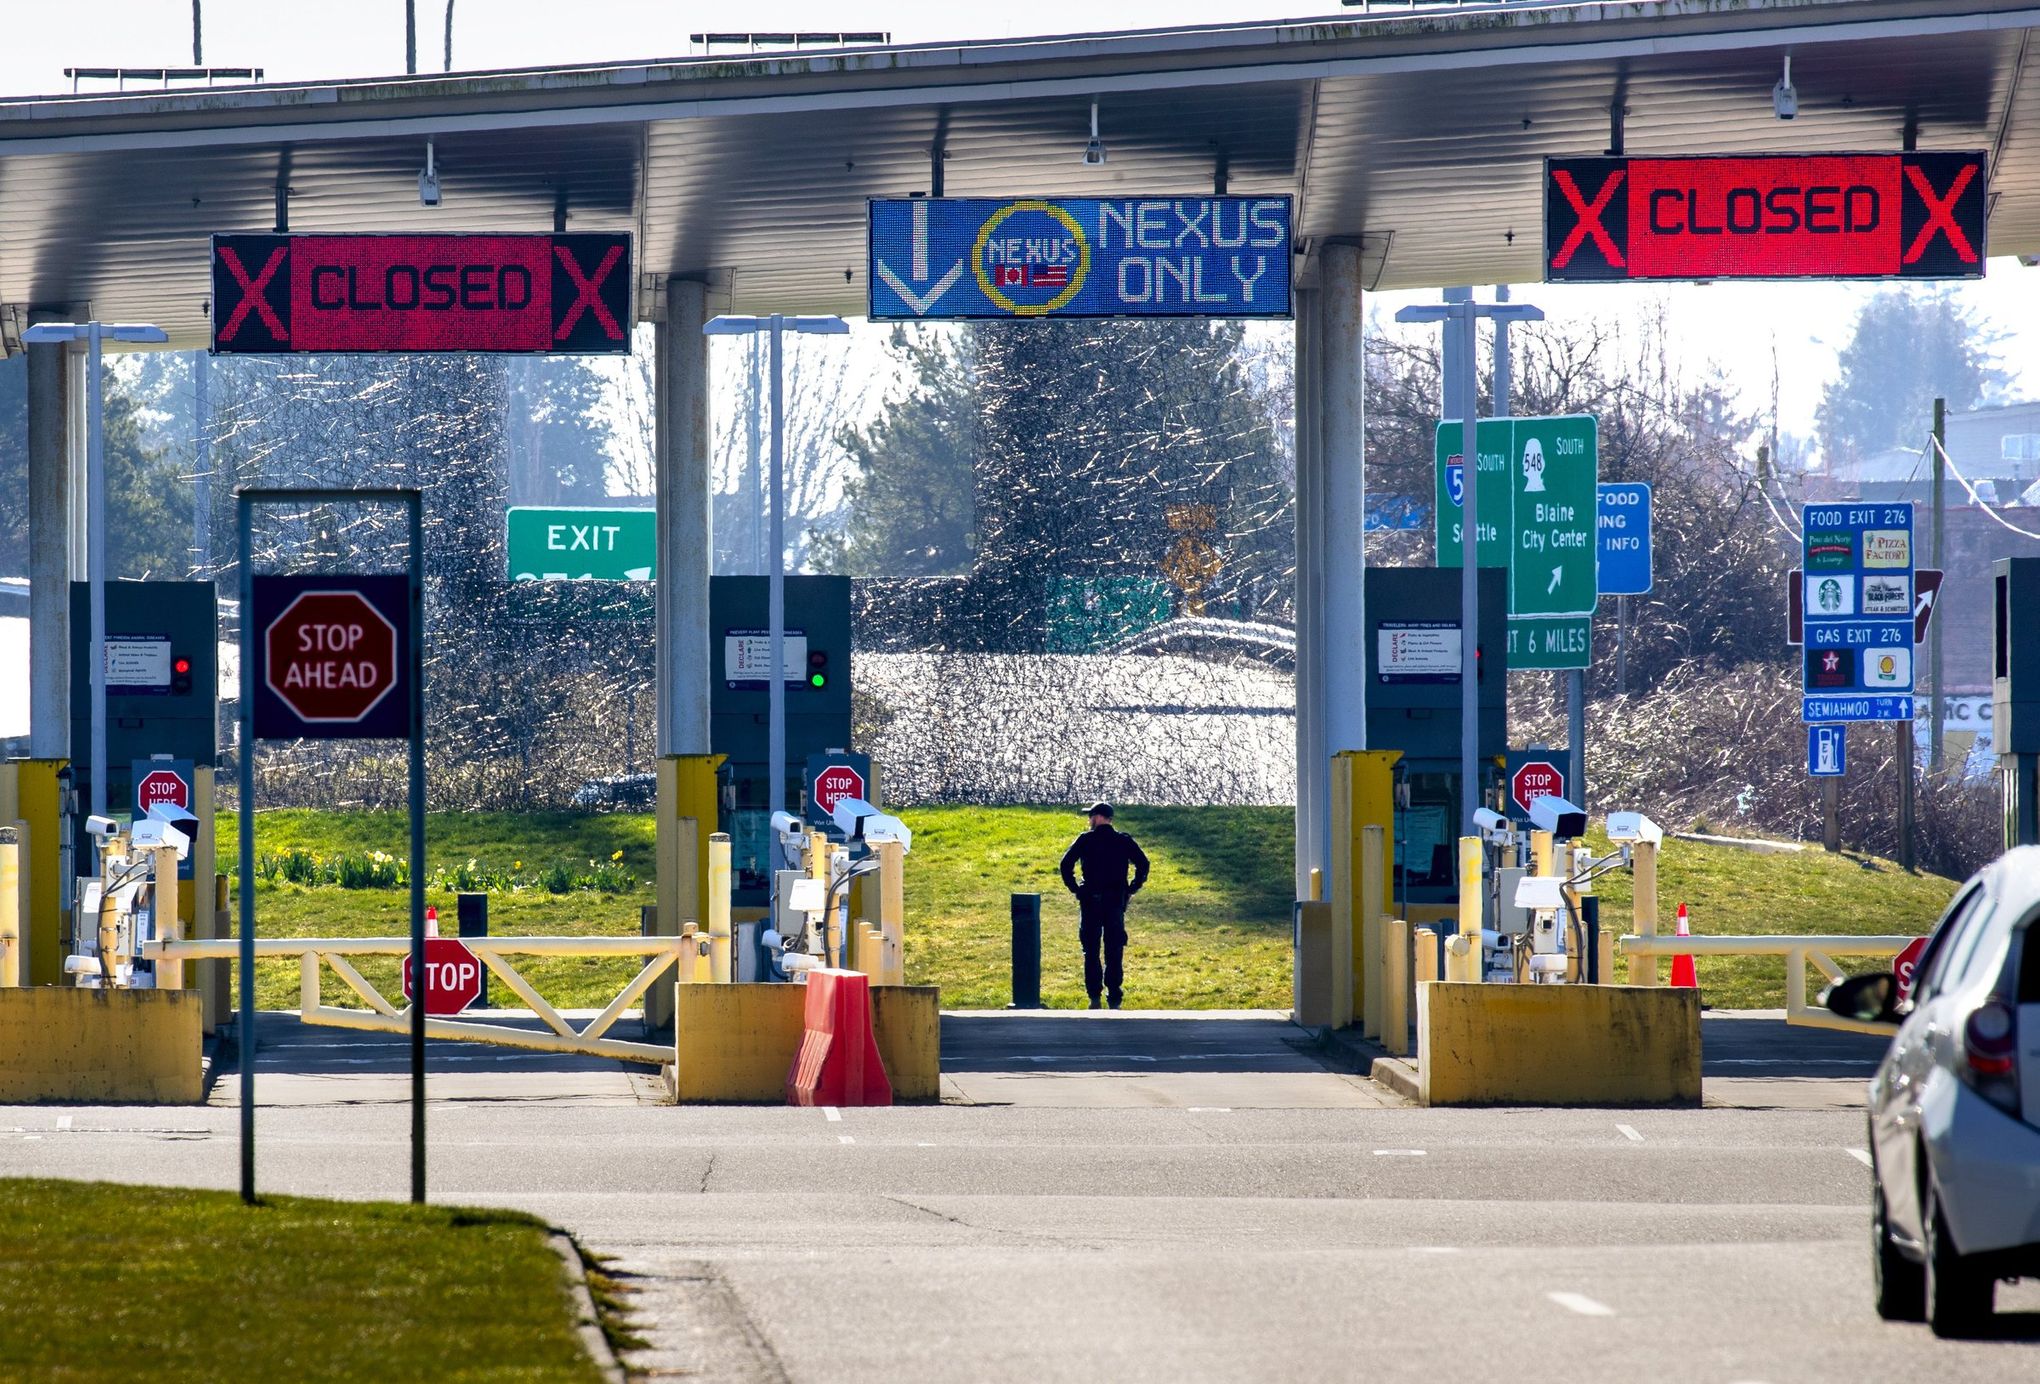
[1817, 292, 2002, 464]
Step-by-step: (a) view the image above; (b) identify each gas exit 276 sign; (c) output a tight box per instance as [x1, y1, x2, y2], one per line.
[1544, 152, 1986, 282]
[211, 232, 633, 354]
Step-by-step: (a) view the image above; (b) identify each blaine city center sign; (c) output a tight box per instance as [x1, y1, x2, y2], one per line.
[868, 196, 1292, 320]
[1436, 415, 1600, 669]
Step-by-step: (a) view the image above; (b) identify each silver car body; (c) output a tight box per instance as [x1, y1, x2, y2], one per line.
[1868, 846, 2040, 1263]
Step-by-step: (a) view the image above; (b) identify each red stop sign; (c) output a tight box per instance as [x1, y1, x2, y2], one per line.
[135, 769, 190, 813]
[1893, 936, 1930, 1004]
[1510, 761, 1565, 816]
[264, 589, 400, 724]
[812, 765, 868, 816]
[402, 938, 484, 1016]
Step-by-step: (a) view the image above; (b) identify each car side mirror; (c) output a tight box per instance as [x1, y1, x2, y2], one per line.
[1823, 972, 1900, 1025]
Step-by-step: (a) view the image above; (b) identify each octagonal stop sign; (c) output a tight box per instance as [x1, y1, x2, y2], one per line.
[134, 768, 190, 814]
[1892, 936, 1931, 1005]
[812, 764, 868, 817]
[1510, 760, 1566, 818]
[402, 938, 484, 1016]
[251, 575, 411, 740]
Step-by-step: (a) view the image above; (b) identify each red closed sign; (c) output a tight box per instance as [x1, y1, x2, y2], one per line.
[402, 938, 484, 1016]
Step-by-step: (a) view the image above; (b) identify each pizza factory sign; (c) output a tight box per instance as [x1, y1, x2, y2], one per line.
[1544, 151, 1987, 282]
[211, 232, 634, 354]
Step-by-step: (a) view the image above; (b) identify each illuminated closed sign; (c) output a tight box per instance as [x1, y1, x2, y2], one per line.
[868, 196, 1293, 320]
[210, 232, 633, 354]
[1544, 152, 1986, 282]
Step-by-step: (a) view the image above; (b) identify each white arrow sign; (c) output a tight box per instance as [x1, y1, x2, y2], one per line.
[875, 200, 963, 317]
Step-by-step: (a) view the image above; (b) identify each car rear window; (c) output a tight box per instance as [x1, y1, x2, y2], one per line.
[2019, 914, 2040, 1004]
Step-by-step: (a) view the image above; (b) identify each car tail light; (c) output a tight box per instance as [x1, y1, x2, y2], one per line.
[1961, 1000, 2021, 1113]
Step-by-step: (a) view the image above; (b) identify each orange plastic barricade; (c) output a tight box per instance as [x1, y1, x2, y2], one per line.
[786, 967, 893, 1106]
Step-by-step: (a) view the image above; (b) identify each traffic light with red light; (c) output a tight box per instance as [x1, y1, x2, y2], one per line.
[171, 653, 194, 695]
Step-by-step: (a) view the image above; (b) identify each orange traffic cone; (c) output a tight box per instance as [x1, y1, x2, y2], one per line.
[425, 904, 440, 938]
[1668, 902, 1697, 989]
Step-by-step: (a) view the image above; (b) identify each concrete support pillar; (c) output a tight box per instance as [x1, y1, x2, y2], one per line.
[655, 278, 712, 757]
[1292, 287, 1324, 901]
[1321, 244, 1367, 764]
[26, 311, 76, 761]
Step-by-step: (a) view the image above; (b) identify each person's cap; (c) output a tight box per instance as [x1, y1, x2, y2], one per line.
[1086, 802, 1114, 819]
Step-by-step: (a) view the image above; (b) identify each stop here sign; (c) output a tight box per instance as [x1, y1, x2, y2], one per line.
[134, 768, 190, 814]
[251, 574, 411, 740]
[1510, 761, 1566, 817]
[812, 764, 867, 816]
[402, 938, 484, 1016]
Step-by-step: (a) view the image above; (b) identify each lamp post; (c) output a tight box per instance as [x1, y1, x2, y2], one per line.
[1392, 297, 1542, 836]
[701, 313, 848, 815]
[22, 322, 170, 822]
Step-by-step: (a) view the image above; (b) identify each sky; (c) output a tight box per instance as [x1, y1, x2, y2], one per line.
[7, 1, 2040, 446]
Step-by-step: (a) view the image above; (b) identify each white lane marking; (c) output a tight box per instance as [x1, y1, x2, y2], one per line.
[1846, 1147, 1873, 1168]
[1546, 1292, 1615, 1317]
[1409, 1246, 1461, 1254]
[1188, 1107, 1232, 1113]
[823, 1107, 842, 1122]
[1373, 1149, 1427, 1157]
[1616, 1124, 1643, 1143]
[838, 1135, 855, 1145]
[916, 1141, 935, 1147]
[55, 1116, 73, 1131]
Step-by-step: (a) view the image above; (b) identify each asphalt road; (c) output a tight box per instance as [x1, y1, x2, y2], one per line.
[4, 1009, 2036, 1382]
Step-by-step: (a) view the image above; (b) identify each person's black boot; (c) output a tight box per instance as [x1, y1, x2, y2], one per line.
[1088, 996, 1102, 1010]
[1108, 994, 1122, 1010]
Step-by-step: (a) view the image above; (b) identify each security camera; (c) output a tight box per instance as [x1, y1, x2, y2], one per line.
[1528, 794, 1588, 840]
[1472, 807, 1508, 835]
[770, 810, 804, 840]
[1772, 56, 1797, 120]
[85, 815, 118, 838]
[130, 819, 191, 860]
[418, 141, 442, 206]
[1605, 811, 1664, 847]
[828, 797, 914, 854]
[1513, 875, 1568, 913]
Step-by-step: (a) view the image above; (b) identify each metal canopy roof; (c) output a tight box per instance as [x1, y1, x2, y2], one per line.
[2, 0, 2038, 350]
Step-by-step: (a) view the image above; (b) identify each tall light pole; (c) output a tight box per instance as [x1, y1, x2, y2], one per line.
[1393, 296, 1542, 836]
[22, 322, 170, 821]
[701, 314, 848, 814]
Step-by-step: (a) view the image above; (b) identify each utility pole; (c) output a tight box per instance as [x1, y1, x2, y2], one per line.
[405, 0, 417, 74]
[192, 0, 202, 63]
[1929, 396, 1946, 776]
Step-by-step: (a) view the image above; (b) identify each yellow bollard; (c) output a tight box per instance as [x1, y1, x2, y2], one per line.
[1361, 826, 1387, 1038]
[1630, 838, 1661, 986]
[150, 844, 184, 990]
[0, 827, 18, 987]
[878, 839, 906, 985]
[1454, 836, 1483, 983]
[708, 832, 732, 983]
[1383, 918, 1411, 1057]
[1414, 927, 1439, 986]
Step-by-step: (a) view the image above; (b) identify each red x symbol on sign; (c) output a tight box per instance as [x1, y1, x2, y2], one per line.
[554, 243, 625, 341]
[1901, 162, 1980, 265]
[1549, 168, 1626, 270]
[216, 245, 288, 343]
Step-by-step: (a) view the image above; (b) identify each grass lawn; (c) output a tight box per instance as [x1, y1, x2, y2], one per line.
[213, 807, 1957, 1012]
[0, 1179, 602, 1383]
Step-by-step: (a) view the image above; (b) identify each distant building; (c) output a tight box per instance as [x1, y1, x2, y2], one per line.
[1816, 400, 2040, 509]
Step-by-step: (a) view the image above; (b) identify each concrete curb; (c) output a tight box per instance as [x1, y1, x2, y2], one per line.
[548, 1232, 627, 1384]
[1305, 1025, 1421, 1104]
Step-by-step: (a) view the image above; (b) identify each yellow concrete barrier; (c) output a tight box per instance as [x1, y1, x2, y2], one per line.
[0, 989, 204, 1103]
[1417, 982, 1700, 1107]
[671, 981, 941, 1103]
[0, 760, 65, 986]
[1292, 901, 1344, 1028]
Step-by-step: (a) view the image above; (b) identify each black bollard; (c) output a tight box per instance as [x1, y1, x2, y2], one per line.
[457, 891, 489, 1007]
[1010, 893, 1042, 1009]
[1582, 895, 1601, 986]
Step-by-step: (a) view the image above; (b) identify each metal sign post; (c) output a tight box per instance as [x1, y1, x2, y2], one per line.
[236, 488, 424, 1205]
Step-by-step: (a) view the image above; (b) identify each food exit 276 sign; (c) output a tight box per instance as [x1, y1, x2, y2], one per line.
[1545, 151, 1986, 282]
[868, 196, 1292, 321]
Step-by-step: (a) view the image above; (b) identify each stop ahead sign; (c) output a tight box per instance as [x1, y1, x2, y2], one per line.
[1893, 936, 1931, 1005]
[402, 938, 484, 1016]
[812, 763, 868, 817]
[1510, 761, 1566, 817]
[134, 768, 190, 814]
[251, 574, 411, 740]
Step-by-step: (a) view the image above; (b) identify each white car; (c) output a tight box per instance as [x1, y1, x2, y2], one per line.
[1827, 846, 2040, 1337]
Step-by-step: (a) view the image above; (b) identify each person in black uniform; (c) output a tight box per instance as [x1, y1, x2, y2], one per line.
[1059, 803, 1150, 1010]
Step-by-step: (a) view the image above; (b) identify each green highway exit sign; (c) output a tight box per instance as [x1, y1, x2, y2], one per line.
[1435, 414, 1598, 669]
[506, 507, 656, 582]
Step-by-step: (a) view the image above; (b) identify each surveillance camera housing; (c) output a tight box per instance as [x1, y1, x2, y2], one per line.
[1772, 80, 1797, 119]
[828, 797, 914, 854]
[85, 815, 118, 838]
[1083, 139, 1107, 167]
[1513, 875, 1568, 912]
[130, 819, 191, 861]
[418, 169, 442, 206]
[1472, 807, 1506, 833]
[1528, 794, 1588, 840]
[1604, 811, 1665, 847]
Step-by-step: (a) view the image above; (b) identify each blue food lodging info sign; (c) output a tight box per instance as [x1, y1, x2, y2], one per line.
[1596, 482, 1653, 595]
[1800, 501, 1915, 724]
[868, 196, 1293, 321]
